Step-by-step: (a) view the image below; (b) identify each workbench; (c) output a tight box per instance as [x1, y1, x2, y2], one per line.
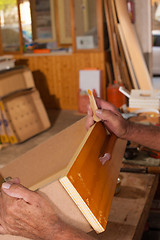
[89, 172, 159, 240]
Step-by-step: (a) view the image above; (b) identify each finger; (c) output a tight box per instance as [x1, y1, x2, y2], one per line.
[95, 98, 118, 114]
[85, 116, 94, 130]
[7, 178, 20, 184]
[95, 109, 116, 121]
[87, 105, 93, 117]
[96, 107, 122, 124]
[1, 183, 35, 204]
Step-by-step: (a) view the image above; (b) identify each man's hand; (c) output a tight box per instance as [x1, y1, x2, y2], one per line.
[86, 98, 129, 138]
[0, 179, 96, 240]
[0, 178, 60, 240]
[86, 97, 160, 152]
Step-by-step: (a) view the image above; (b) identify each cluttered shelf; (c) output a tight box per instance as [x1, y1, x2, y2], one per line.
[22, 51, 72, 57]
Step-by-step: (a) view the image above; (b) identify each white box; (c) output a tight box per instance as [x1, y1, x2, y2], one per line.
[79, 70, 102, 97]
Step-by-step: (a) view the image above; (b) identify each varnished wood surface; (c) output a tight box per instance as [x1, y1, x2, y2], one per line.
[14, 52, 106, 110]
[61, 122, 126, 232]
[89, 172, 158, 240]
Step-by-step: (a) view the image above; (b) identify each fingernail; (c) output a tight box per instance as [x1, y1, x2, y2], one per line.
[96, 109, 102, 115]
[2, 182, 12, 189]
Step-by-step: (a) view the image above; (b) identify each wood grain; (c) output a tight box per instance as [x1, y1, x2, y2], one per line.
[14, 52, 106, 110]
[60, 122, 126, 232]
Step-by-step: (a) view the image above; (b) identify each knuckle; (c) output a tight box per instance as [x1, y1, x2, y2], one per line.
[11, 184, 20, 191]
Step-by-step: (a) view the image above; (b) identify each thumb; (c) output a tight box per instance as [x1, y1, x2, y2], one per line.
[1, 182, 34, 203]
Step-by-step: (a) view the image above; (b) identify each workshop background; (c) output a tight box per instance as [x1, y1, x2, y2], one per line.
[0, 0, 160, 240]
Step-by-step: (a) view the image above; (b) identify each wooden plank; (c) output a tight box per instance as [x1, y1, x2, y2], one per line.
[109, 0, 133, 90]
[60, 122, 126, 233]
[134, 0, 152, 75]
[105, 62, 113, 85]
[104, 0, 121, 84]
[115, 0, 153, 90]
[117, 24, 139, 89]
[96, 0, 105, 52]
[134, 0, 152, 54]
[104, 0, 132, 90]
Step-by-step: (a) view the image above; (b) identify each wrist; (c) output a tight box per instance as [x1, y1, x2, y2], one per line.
[120, 120, 132, 140]
[35, 215, 62, 240]
[47, 217, 63, 240]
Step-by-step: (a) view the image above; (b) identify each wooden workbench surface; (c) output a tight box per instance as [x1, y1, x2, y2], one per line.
[89, 172, 159, 240]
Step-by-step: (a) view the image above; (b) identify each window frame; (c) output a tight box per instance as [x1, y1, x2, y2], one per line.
[0, 0, 23, 55]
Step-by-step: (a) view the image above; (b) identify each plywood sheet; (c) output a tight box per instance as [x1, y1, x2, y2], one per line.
[0, 118, 87, 189]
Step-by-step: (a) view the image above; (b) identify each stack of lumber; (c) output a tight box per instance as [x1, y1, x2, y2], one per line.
[104, 0, 153, 90]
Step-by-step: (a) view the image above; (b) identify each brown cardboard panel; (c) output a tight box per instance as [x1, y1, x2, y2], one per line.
[2, 89, 51, 142]
[0, 67, 35, 98]
[0, 118, 87, 189]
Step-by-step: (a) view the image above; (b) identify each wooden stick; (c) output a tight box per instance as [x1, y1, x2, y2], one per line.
[88, 90, 101, 122]
[88, 89, 117, 164]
